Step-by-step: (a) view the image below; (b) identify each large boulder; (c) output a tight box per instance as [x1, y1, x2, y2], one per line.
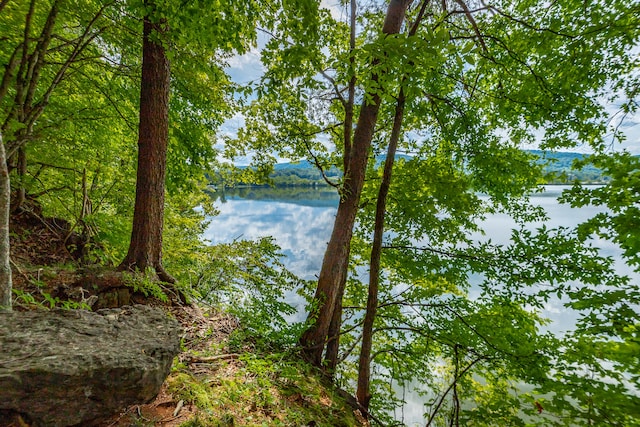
[0, 305, 181, 426]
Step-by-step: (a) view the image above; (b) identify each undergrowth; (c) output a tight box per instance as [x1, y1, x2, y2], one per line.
[168, 350, 363, 427]
[123, 269, 170, 303]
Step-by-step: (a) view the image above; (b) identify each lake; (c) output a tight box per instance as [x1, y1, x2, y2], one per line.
[203, 185, 630, 425]
[204, 184, 625, 313]
[205, 186, 341, 281]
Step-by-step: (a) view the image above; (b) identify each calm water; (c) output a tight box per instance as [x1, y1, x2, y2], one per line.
[205, 187, 340, 281]
[203, 185, 631, 425]
[204, 184, 625, 308]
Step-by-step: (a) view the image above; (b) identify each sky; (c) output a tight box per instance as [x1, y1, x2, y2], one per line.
[217, 2, 640, 163]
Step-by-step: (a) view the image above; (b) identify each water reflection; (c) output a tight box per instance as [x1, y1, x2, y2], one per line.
[205, 185, 619, 279]
[214, 186, 340, 208]
[204, 185, 630, 426]
[205, 187, 339, 280]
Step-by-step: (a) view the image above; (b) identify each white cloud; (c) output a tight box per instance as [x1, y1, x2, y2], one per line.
[226, 48, 264, 85]
[219, 111, 246, 138]
[320, 0, 346, 21]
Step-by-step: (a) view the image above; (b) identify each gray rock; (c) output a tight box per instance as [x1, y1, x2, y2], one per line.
[0, 305, 181, 426]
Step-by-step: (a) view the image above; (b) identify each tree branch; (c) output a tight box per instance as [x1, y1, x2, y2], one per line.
[426, 355, 485, 426]
[0, 44, 22, 106]
[454, 0, 488, 52]
[487, 5, 576, 38]
[300, 136, 340, 188]
[319, 69, 346, 106]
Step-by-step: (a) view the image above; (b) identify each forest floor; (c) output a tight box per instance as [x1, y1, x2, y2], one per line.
[7, 206, 365, 427]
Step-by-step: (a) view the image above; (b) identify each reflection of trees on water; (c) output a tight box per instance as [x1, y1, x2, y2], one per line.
[208, 186, 340, 208]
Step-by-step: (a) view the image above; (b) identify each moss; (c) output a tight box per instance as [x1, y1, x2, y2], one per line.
[168, 353, 363, 427]
[168, 373, 214, 410]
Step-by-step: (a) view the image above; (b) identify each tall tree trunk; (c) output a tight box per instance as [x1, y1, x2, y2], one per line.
[299, 0, 413, 367]
[119, 10, 173, 283]
[324, 0, 358, 376]
[356, 87, 406, 410]
[0, 133, 12, 311]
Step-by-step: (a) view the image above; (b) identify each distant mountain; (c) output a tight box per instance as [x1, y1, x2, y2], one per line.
[213, 186, 340, 208]
[272, 160, 316, 170]
[220, 150, 607, 187]
[528, 150, 607, 183]
[528, 149, 586, 165]
[274, 151, 586, 168]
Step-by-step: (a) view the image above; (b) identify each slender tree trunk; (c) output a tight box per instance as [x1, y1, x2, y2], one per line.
[1, 0, 108, 160]
[0, 133, 12, 311]
[356, 87, 406, 410]
[13, 146, 26, 212]
[299, 0, 413, 367]
[118, 10, 173, 283]
[2, 0, 58, 157]
[324, 266, 348, 373]
[342, 0, 357, 172]
[355, 0, 428, 406]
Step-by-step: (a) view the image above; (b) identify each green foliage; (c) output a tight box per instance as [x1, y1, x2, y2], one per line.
[2, 0, 639, 426]
[185, 238, 308, 348]
[0, 0, 285, 269]
[344, 155, 640, 424]
[547, 151, 640, 426]
[162, 186, 217, 290]
[217, 151, 613, 190]
[341, 216, 639, 425]
[12, 287, 91, 311]
[122, 269, 169, 303]
[561, 152, 640, 266]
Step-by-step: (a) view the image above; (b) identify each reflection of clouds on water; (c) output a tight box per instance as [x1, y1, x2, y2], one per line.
[206, 187, 631, 326]
[203, 186, 636, 426]
[204, 199, 336, 280]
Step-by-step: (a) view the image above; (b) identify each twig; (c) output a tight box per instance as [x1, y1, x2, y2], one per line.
[454, 0, 488, 52]
[185, 353, 240, 363]
[9, 258, 29, 281]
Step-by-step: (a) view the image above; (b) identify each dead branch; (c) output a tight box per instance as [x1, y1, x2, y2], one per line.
[185, 353, 240, 363]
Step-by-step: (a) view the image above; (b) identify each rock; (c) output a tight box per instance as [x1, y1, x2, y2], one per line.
[0, 305, 181, 426]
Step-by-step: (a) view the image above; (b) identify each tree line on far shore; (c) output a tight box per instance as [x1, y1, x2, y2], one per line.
[210, 150, 612, 189]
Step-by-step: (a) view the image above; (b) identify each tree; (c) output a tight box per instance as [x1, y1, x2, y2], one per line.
[0, 0, 286, 276]
[348, 0, 640, 421]
[232, 0, 640, 423]
[355, 2, 430, 409]
[298, 0, 414, 368]
[356, 68, 408, 415]
[118, 0, 303, 280]
[0, 132, 11, 311]
[0, 0, 113, 212]
[118, 5, 172, 281]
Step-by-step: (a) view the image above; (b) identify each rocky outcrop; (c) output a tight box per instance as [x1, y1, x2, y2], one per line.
[0, 305, 181, 426]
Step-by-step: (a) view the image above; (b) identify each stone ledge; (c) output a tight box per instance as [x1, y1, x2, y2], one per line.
[0, 305, 181, 427]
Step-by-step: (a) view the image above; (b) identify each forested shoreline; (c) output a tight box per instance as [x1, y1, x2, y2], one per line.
[210, 150, 612, 189]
